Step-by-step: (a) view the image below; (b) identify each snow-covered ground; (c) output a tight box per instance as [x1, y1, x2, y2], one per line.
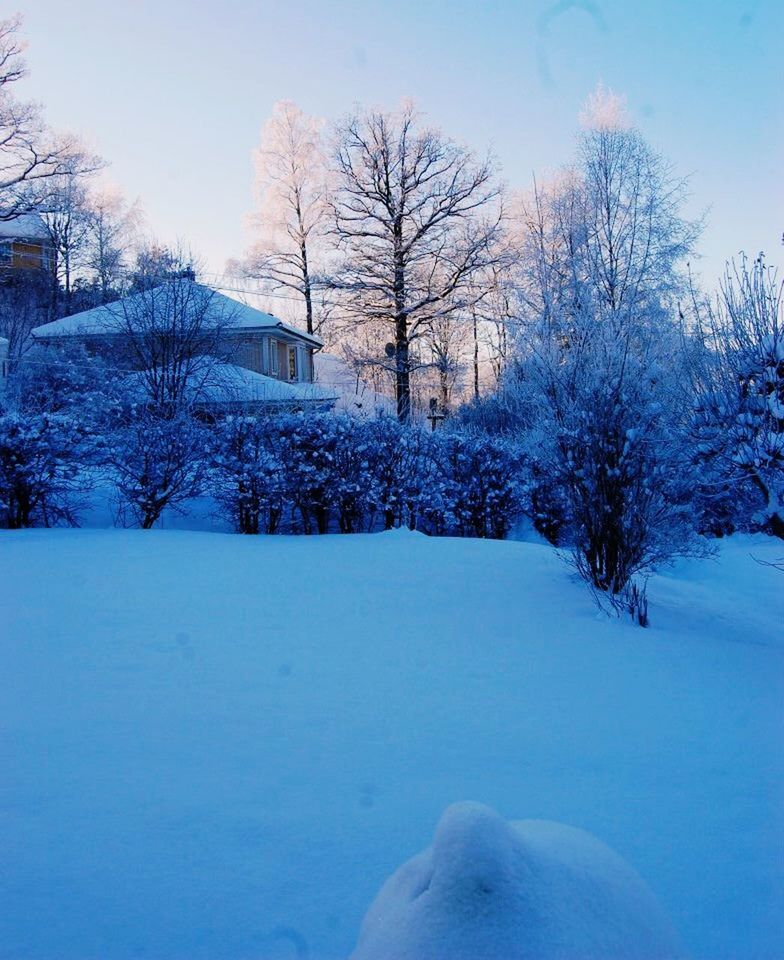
[1, 529, 782, 959]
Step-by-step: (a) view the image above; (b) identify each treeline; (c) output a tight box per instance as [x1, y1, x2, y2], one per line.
[0, 403, 527, 540]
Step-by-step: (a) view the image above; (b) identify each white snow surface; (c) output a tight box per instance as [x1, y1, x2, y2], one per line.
[1, 530, 783, 960]
[121, 359, 339, 406]
[314, 352, 396, 415]
[351, 802, 685, 960]
[0, 212, 49, 240]
[31, 281, 322, 345]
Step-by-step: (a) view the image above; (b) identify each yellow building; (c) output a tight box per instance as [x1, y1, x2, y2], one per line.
[0, 214, 55, 273]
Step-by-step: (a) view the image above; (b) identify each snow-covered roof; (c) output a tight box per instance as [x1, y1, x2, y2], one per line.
[31, 280, 323, 347]
[192, 361, 338, 406]
[314, 352, 396, 415]
[124, 360, 338, 408]
[0, 213, 49, 241]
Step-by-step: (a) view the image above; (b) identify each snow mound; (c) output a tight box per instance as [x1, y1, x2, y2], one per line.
[351, 802, 686, 960]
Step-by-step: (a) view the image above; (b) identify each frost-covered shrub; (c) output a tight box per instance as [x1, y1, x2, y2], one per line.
[209, 415, 285, 534]
[109, 407, 208, 529]
[276, 413, 341, 534]
[0, 411, 94, 528]
[355, 416, 406, 530]
[690, 256, 783, 538]
[558, 375, 694, 594]
[329, 417, 377, 533]
[427, 432, 527, 539]
[9, 344, 115, 420]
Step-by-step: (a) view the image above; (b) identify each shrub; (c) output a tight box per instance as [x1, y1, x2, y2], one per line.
[109, 407, 208, 529]
[0, 411, 93, 528]
[210, 414, 285, 534]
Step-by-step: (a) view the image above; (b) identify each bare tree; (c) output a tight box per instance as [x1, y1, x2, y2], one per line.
[40, 172, 92, 314]
[0, 17, 89, 220]
[109, 256, 238, 411]
[85, 185, 143, 303]
[331, 103, 504, 422]
[424, 311, 469, 412]
[0, 268, 48, 363]
[241, 101, 328, 336]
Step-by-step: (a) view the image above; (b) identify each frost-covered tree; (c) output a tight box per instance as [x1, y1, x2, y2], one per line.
[0, 17, 87, 220]
[242, 101, 328, 336]
[0, 268, 49, 364]
[331, 103, 504, 422]
[112, 263, 237, 411]
[691, 255, 784, 537]
[84, 186, 142, 304]
[511, 98, 700, 596]
[9, 340, 114, 419]
[40, 171, 92, 314]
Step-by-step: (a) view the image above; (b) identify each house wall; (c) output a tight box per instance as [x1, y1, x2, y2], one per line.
[228, 333, 315, 383]
[34, 330, 318, 384]
[8, 240, 55, 272]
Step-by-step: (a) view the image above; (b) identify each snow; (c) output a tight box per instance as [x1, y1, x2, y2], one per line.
[31, 281, 322, 345]
[196, 360, 338, 405]
[314, 352, 396, 415]
[0, 212, 49, 240]
[122, 359, 339, 406]
[351, 802, 685, 960]
[1, 530, 782, 959]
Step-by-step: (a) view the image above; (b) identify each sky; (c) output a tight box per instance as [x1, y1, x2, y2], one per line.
[17, 0, 784, 287]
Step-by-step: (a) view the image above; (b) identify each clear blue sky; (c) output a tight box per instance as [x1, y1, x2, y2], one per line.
[19, 0, 784, 285]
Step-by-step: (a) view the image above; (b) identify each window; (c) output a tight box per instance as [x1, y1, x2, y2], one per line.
[288, 346, 297, 381]
[268, 339, 279, 376]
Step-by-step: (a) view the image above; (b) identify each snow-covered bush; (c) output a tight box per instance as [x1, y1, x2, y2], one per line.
[275, 413, 341, 534]
[0, 411, 94, 528]
[690, 255, 783, 538]
[450, 388, 569, 544]
[108, 406, 208, 529]
[328, 416, 378, 533]
[8, 343, 115, 421]
[429, 432, 527, 539]
[354, 416, 407, 530]
[206, 412, 527, 540]
[350, 802, 686, 960]
[209, 414, 285, 534]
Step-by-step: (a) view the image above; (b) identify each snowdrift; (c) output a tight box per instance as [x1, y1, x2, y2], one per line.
[2, 530, 782, 959]
[351, 801, 686, 960]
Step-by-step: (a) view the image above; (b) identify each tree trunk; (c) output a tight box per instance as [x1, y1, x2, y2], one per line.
[301, 237, 314, 336]
[393, 218, 410, 423]
[472, 309, 480, 400]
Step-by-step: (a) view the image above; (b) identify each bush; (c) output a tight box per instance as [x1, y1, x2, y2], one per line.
[210, 414, 285, 534]
[206, 412, 528, 540]
[109, 407, 208, 529]
[0, 411, 94, 528]
[427, 433, 527, 539]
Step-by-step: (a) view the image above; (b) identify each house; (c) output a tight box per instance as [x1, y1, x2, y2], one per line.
[0, 214, 55, 274]
[31, 279, 338, 411]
